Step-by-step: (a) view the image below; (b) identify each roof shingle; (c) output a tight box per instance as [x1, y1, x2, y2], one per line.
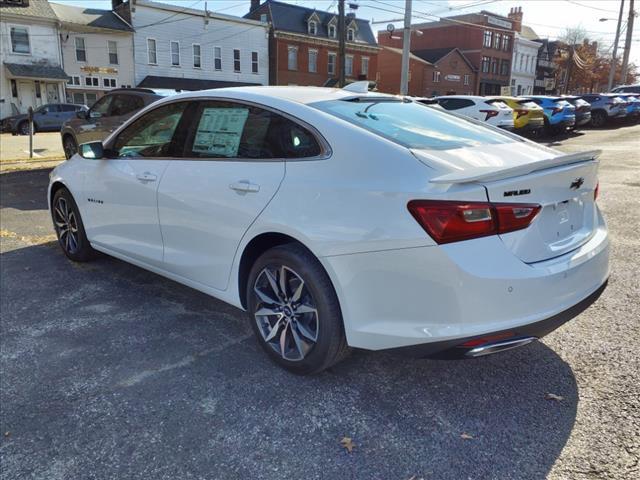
[0, 0, 57, 20]
[50, 3, 132, 32]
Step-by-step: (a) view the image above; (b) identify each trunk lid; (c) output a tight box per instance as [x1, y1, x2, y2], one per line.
[412, 144, 600, 263]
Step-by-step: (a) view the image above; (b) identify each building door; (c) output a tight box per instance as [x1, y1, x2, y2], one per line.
[17, 81, 36, 113]
[45, 83, 60, 103]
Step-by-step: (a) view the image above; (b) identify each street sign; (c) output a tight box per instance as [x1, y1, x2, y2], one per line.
[387, 23, 395, 33]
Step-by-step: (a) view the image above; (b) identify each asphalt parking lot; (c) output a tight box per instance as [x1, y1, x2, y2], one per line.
[1, 124, 639, 480]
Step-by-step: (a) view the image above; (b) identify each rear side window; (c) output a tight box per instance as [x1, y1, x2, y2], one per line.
[110, 94, 144, 117]
[185, 101, 321, 159]
[312, 99, 516, 151]
[113, 102, 188, 158]
[61, 105, 77, 112]
[485, 100, 509, 108]
[438, 98, 474, 110]
[518, 100, 538, 109]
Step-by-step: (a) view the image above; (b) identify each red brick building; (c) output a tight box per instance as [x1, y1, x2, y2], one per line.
[245, 0, 379, 86]
[379, 11, 516, 95]
[377, 46, 476, 97]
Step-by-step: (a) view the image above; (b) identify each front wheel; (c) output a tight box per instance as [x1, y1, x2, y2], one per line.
[17, 121, 32, 136]
[51, 187, 96, 262]
[247, 244, 349, 374]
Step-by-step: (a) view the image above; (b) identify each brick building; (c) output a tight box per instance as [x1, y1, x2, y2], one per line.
[245, 0, 379, 86]
[378, 10, 516, 95]
[377, 46, 476, 97]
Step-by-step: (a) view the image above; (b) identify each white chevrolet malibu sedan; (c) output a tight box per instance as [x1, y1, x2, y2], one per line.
[48, 83, 609, 374]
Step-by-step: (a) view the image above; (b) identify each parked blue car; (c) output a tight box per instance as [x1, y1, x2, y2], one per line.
[615, 93, 640, 121]
[521, 96, 576, 134]
[563, 96, 592, 128]
[0, 103, 87, 135]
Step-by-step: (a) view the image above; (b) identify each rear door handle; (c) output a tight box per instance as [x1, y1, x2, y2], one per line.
[229, 180, 260, 193]
[136, 172, 157, 183]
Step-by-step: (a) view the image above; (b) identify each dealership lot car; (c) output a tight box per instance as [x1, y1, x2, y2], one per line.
[429, 95, 515, 129]
[579, 93, 627, 127]
[492, 96, 545, 134]
[563, 96, 592, 128]
[48, 84, 609, 374]
[1, 103, 86, 135]
[522, 96, 576, 134]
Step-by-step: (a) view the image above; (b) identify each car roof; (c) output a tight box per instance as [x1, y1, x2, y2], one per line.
[433, 95, 484, 100]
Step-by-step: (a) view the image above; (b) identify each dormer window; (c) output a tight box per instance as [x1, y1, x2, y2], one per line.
[328, 24, 336, 38]
[347, 28, 355, 41]
[308, 20, 317, 35]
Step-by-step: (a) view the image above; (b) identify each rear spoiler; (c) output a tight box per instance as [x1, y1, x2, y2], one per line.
[429, 150, 601, 184]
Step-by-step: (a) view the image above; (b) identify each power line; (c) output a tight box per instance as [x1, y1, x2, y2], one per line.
[564, 0, 620, 14]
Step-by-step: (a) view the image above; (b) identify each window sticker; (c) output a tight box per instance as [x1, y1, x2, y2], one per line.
[193, 107, 249, 157]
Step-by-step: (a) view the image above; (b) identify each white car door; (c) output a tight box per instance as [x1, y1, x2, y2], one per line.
[157, 99, 323, 291]
[80, 101, 190, 266]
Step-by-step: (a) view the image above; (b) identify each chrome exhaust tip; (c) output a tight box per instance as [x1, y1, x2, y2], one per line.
[465, 336, 537, 358]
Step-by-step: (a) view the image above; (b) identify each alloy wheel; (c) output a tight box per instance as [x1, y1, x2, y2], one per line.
[53, 197, 80, 255]
[19, 122, 30, 136]
[64, 137, 77, 159]
[253, 265, 319, 361]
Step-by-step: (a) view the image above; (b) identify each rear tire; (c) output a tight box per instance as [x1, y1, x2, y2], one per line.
[63, 135, 78, 159]
[247, 244, 349, 374]
[591, 110, 607, 128]
[51, 187, 96, 262]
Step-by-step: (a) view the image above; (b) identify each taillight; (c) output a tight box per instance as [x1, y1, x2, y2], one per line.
[479, 109, 499, 121]
[594, 182, 599, 201]
[407, 200, 542, 244]
[515, 109, 528, 119]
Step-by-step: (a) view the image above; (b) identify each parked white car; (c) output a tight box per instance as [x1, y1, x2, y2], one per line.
[429, 95, 515, 129]
[48, 84, 609, 374]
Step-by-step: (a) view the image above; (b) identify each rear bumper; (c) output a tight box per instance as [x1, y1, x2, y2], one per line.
[516, 120, 544, 132]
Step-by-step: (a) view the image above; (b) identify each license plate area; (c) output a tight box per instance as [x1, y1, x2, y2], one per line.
[539, 198, 586, 246]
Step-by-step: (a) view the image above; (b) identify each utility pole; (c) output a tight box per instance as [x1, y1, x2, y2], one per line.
[620, 0, 635, 83]
[400, 0, 413, 95]
[338, 0, 346, 87]
[565, 45, 574, 94]
[607, 0, 625, 90]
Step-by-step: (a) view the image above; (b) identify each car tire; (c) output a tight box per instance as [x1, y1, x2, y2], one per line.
[17, 121, 32, 136]
[591, 110, 607, 128]
[247, 243, 350, 374]
[51, 187, 96, 262]
[63, 135, 78, 159]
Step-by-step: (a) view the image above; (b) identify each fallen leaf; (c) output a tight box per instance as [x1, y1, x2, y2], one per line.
[340, 436, 356, 453]
[460, 432, 474, 440]
[545, 393, 564, 402]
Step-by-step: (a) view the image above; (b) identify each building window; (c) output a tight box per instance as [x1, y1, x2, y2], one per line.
[84, 76, 99, 87]
[328, 24, 336, 38]
[214, 47, 222, 70]
[234, 49, 241, 72]
[67, 75, 80, 86]
[10, 79, 18, 97]
[500, 59, 510, 76]
[75, 37, 87, 62]
[147, 38, 157, 64]
[10, 26, 30, 54]
[494, 33, 502, 50]
[347, 28, 355, 41]
[171, 41, 180, 66]
[491, 58, 498, 74]
[103, 77, 117, 88]
[308, 20, 317, 35]
[328, 52, 336, 75]
[260, 13, 267, 23]
[287, 46, 297, 70]
[483, 30, 492, 48]
[482, 56, 490, 73]
[252, 51, 259, 73]
[35, 81, 41, 98]
[361, 57, 369, 77]
[464, 74, 470, 85]
[308, 49, 318, 73]
[193, 44, 201, 68]
[108, 40, 118, 64]
[345, 55, 353, 76]
[519, 54, 524, 71]
[433, 71, 441, 83]
[502, 35, 511, 51]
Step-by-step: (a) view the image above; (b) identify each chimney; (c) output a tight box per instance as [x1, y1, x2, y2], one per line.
[507, 6, 523, 33]
[250, 0, 261, 12]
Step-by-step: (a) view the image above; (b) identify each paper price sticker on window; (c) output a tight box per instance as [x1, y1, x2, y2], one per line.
[193, 107, 249, 157]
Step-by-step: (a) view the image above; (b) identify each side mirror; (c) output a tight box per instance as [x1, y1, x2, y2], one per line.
[76, 110, 88, 119]
[79, 142, 105, 159]
[89, 111, 102, 119]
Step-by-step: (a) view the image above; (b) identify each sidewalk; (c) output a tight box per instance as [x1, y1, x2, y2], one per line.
[0, 132, 65, 172]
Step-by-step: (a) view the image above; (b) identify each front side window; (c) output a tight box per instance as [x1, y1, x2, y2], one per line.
[171, 41, 180, 66]
[214, 47, 222, 70]
[345, 55, 353, 76]
[186, 101, 321, 159]
[108, 40, 118, 64]
[312, 99, 515, 151]
[147, 38, 157, 64]
[110, 94, 144, 117]
[75, 37, 87, 62]
[328, 52, 336, 75]
[234, 49, 241, 72]
[10, 26, 30, 54]
[89, 95, 112, 118]
[193, 44, 201, 68]
[252, 51, 259, 73]
[114, 102, 188, 158]
[287, 46, 297, 70]
[308, 49, 318, 73]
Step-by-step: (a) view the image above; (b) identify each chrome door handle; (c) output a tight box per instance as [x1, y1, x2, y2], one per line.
[136, 172, 157, 182]
[229, 180, 260, 193]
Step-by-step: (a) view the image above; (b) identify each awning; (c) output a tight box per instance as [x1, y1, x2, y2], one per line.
[4, 62, 69, 81]
[137, 76, 261, 91]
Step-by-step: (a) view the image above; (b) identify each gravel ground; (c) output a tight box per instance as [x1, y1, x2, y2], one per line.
[1, 124, 638, 480]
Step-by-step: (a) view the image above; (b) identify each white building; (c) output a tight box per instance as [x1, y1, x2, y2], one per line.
[0, 0, 68, 119]
[51, 3, 135, 107]
[511, 32, 541, 96]
[112, 0, 269, 90]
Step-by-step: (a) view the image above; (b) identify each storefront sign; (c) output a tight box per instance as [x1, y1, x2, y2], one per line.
[487, 16, 512, 29]
[500, 86, 511, 95]
[544, 78, 555, 90]
[444, 74, 461, 82]
[80, 66, 118, 75]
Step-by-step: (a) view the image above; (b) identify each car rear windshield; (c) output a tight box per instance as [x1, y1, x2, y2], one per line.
[311, 99, 516, 151]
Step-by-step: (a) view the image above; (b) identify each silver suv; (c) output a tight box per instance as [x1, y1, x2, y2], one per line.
[61, 88, 163, 159]
[579, 93, 626, 127]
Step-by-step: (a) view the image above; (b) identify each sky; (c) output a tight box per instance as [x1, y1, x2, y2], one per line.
[52, 0, 640, 66]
